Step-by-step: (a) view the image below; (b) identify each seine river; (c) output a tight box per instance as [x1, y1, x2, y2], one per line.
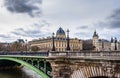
[0, 67, 42, 78]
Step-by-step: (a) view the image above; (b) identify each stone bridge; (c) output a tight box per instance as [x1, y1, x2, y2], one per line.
[0, 51, 120, 78]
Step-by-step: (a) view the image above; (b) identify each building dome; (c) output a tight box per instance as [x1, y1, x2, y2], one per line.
[56, 27, 65, 35]
[56, 27, 66, 38]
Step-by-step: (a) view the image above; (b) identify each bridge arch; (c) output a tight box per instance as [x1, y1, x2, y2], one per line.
[0, 57, 49, 78]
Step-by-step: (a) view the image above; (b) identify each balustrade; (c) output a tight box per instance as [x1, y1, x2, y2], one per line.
[0, 51, 120, 57]
[49, 51, 120, 57]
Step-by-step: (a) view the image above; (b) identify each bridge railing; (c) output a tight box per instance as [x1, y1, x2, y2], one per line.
[0, 51, 49, 56]
[0, 51, 120, 57]
[49, 51, 120, 57]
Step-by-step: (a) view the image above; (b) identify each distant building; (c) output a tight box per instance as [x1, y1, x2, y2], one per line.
[0, 39, 27, 52]
[29, 27, 82, 52]
[93, 30, 120, 51]
[17, 39, 25, 43]
[0, 42, 11, 51]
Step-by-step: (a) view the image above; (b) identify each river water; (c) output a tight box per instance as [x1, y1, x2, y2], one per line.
[0, 67, 42, 78]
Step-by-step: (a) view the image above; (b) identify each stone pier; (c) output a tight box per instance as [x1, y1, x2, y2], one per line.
[47, 57, 73, 78]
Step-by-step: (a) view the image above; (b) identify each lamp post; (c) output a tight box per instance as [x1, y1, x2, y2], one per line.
[25, 39, 27, 52]
[52, 32, 55, 51]
[66, 29, 70, 51]
[65, 29, 71, 78]
[115, 37, 117, 50]
[102, 40, 104, 51]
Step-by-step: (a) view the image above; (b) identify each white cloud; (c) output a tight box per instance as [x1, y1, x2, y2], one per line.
[0, 0, 120, 42]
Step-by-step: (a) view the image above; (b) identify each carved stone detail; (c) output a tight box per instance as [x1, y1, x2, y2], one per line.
[101, 62, 118, 78]
[50, 61, 72, 78]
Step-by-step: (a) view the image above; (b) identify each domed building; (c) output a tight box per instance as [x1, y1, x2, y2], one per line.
[56, 27, 66, 38]
[29, 27, 83, 52]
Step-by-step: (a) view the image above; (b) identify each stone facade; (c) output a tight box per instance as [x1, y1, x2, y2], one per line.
[29, 27, 82, 52]
[93, 30, 120, 51]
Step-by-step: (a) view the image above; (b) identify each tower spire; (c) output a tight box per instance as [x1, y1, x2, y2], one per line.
[93, 29, 98, 37]
[111, 37, 114, 43]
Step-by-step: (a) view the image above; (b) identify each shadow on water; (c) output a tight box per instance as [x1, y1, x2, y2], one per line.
[0, 69, 24, 78]
[0, 67, 42, 78]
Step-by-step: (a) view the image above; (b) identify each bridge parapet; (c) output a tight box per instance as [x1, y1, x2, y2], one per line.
[49, 51, 120, 57]
[1, 51, 120, 57]
[0, 51, 49, 56]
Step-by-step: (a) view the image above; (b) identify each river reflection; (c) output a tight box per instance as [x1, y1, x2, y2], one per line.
[0, 67, 42, 78]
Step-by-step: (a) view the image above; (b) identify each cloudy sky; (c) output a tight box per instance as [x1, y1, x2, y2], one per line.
[0, 0, 120, 42]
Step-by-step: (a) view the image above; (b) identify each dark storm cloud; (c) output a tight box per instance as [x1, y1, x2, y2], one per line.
[11, 20, 51, 38]
[107, 9, 120, 29]
[94, 8, 120, 30]
[4, 0, 42, 17]
[110, 9, 120, 19]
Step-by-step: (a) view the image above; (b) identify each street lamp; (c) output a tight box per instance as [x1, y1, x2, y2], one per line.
[115, 37, 117, 50]
[51, 32, 55, 51]
[102, 40, 104, 51]
[25, 39, 27, 52]
[66, 29, 70, 52]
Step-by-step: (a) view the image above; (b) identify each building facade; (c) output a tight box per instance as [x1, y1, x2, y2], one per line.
[93, 30, 120, 51]
[29, 27, 82, 52]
